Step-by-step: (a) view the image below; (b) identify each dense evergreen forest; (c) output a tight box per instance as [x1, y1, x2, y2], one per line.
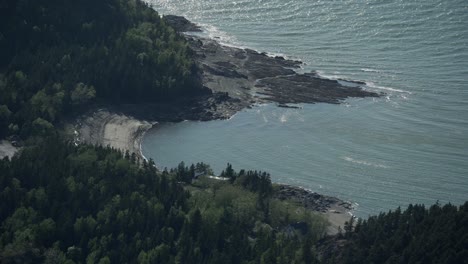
[1, 138, 467, 263]
[0, 0, 203, 139]
[0, 139, 468, 263]
[322, 202, 468, 264]
[1, 0, 466, 263]
[0, 137, 328, 263]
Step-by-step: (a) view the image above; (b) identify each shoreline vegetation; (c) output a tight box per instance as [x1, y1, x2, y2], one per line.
[2, 1, 466, 263]
[72, 108, 353, 235]
[69, 14, 379, 235]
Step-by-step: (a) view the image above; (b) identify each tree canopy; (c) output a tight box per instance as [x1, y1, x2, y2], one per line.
[321, 202, 468, 264]
[0, 138, 328, 263]
[0, 1, 466, 263]
[0, 0, 203, 138]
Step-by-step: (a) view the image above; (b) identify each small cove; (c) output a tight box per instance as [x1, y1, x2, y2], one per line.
[143, 0, 468, 218]
[142, 100, 468, 218]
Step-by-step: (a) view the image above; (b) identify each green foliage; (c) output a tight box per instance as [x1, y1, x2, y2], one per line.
[0, 139, 325, 263]
[31, 118, 54, 136]
[0, 104, 11, 137]
[0, 0, 203, 139]
[71, 83, 96, 105]
[1, 139, 465, 263]
[323, 203, 468, 264]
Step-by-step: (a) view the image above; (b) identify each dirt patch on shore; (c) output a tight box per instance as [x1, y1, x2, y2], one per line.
[0, 140, 18, 159]
[74, 109, 153, 157]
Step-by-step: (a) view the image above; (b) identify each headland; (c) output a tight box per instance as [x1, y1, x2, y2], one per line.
[71, 15, 376, 234]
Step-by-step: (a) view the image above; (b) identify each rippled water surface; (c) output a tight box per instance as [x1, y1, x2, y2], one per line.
[142, 0, 468, 217]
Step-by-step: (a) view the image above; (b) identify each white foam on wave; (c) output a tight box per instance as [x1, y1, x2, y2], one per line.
[196, 23, 241, 47]
[185, 21, 305, 63]
[315, 70, 345, 81]
[279, 114, 288, 123]
[361, 68, 380, 73]
[366, 82, 412, 94]
[316, 71, 412, 96]
[264, 51, 304, 64]
[276, 109, 304, 124]
[342, 156, 389, 169]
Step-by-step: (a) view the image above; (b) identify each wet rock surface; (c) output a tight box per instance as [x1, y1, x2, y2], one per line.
[163, 15, 201, 32]
[165, 15, 380, 110]
[189, 36, 380, 106]
[274, 184, 353, 213]
[113, 92, 247, 123]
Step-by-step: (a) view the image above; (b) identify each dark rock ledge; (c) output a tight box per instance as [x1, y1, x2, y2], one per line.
[274, 184, 353, 213]
[163, 15, 380, 117]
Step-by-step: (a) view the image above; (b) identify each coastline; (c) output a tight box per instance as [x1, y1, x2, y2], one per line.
[70, 15, 368, 235]
[274, 184, 354, 235]
[72, 109, 354, 234]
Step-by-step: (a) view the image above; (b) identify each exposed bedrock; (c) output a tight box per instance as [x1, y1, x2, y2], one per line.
[165, 15, 380, 108]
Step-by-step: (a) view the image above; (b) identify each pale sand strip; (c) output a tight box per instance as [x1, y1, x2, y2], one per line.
[75, 109, 154, 158]
[0, 140, 18, 159]
[324, 204, 354, 235]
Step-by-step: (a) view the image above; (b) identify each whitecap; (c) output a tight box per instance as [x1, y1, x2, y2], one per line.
[361, 68, 380, 73]
[366, 82, 411, 94]
[279, 114, 287, 123]
[342, 156, 389, 169]
[315, 71, 412, 96]
[197, 23, 240, 47]
[315, 70, 343, 81]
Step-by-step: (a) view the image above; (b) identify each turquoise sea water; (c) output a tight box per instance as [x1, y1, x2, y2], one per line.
[142, 0, 468, 217]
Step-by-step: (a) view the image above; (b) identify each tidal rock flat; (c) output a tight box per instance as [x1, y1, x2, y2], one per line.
[165, 15, 380, 108]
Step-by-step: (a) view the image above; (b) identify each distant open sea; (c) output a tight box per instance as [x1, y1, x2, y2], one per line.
[142, 0, 468, 217]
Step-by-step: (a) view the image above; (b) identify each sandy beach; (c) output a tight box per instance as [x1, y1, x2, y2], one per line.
[74, 109, 154, 158]
[324, 203, 354, 235]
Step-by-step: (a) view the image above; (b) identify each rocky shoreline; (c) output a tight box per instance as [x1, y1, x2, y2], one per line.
[167, 15, 380, 108]
[274, 184, 353, 213]
[70, 15, 369, 234]
[273, 184, 354, 235]
[71, 107, 355, 234]
[74, 15, 382, 142]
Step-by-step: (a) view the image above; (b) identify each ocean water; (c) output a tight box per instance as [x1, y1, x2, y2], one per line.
[142, 0, 468, 217]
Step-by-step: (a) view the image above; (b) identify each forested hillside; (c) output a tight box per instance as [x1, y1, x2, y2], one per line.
[2, 138, 466, 263]
[0, 137, 328, 263]
[0, 0, 202, 139]
[1, 1, 467, 263]
[321, 202, 468, 264]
